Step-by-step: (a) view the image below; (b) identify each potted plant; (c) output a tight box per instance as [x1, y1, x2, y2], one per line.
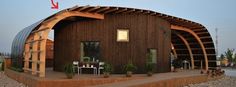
[103, 63, 113, 78]
[64, 64, 75, 79]
[124, 63, 137, 77]
[2, 62, 4, 71]
[172, 58, 182, 72]
[145, 62, 155, 76]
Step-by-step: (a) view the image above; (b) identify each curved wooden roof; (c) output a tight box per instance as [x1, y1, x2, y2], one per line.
[55, 5, 206, 29]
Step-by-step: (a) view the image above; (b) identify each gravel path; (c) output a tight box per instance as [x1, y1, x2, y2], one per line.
[186, 76, 236, 87]
[0, 72, 26, 87]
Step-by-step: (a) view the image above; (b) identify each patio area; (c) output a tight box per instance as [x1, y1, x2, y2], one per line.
[5, 68, 209, 87]
[45, 68, 145, 80]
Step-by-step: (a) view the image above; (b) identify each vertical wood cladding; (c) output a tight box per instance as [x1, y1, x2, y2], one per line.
[54, 14, 171, 73]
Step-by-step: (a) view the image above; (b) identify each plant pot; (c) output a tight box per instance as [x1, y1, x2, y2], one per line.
[103, 72, 110, 78]
[66, 73, 74, 79]
[147, 72, 153, 77]
[174, 68, 180, 72]
[171, 66, 174, 72]
[207, 70, 210, 75]
[126, 71, 133, 77]
[200, 70, 204, 74]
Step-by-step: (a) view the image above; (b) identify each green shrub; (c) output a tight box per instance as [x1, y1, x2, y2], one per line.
[123, 63, 137, 72]
[103, 63, 113, 73]
[145, 62, 155, 72]
[10, 67, 23, 72]
[64, 63, 75, 79]
[172, 58, 182, 68]
[0, 62, 2, 71]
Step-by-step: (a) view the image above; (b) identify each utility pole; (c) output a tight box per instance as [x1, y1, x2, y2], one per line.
[215, 28, 218, 58]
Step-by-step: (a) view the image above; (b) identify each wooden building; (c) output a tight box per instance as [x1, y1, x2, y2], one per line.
[53, 13, 171, 73]
[11, 6, 216, 77]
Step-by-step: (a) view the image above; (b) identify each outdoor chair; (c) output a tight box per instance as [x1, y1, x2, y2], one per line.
[73, 61, 79, 74]
[98, 62, 104, 75]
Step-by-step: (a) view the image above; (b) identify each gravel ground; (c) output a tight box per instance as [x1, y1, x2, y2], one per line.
[0, 72, 26, 87]
[186, 76, 236, 87]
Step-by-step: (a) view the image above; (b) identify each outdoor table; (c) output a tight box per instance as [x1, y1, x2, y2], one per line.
[78, 66, 97, 75]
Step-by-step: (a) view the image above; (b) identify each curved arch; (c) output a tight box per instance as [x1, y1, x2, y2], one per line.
[23, 11, 104, 77]
[171, 25, 208, 70]
[175, 33, 194, 69]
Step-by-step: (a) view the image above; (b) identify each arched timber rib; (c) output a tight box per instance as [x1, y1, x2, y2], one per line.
[171, 25, 208, 70]
[175, 33, 194, 69]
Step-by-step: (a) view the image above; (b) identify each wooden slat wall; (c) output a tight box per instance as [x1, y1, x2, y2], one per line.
[54, 14, 171, 73]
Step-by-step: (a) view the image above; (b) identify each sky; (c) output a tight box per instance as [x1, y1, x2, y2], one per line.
[0, 0, 236, 55]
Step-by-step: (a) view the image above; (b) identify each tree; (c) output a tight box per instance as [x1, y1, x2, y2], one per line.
[220, 54, 224, 61]
[234, 53, 236, 64]
[225, 48, 234, 63]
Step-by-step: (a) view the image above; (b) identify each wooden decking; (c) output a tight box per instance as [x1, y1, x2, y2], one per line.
[5, 68, 208, 87]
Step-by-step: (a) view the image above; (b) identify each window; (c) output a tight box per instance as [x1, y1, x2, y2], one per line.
[117, 29, 129, 42]
[80, 41, 100, 62]
[147, 49, 157, 63]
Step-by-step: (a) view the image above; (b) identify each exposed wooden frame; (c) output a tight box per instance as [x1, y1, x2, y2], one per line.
[143, 10, 150, 14]
[31, 27, 50, 34]
[200, 36, 211, 39]
[123, 9, 135, 14]
[175, 33, 195, 69]
[133, 9, 143, 14]
[77, 6, 90, 11]
[23, 43, 30, 73]
[68, 5, 79, 11]
[103, 7, 119, 14]
[26, 39, 45, 44]
[31, 33, 39, 75]
[150, 12, 157, 16]
[114, 8, 127, 14]
[23, 11, 105, 77]
[171, 25, 209, 70]
[86, 6, 101, 12]
[69, 11, 104, 19]
[196, 32, 208, 35]
[192, 29, 204, 32]
[94, 7, 110, 13]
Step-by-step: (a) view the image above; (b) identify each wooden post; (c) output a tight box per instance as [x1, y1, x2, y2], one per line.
[32, 34, 39, 75]
[39, 41, 46, 77]
[24, 43, 30, 72]
[38, 30, 49, 77]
